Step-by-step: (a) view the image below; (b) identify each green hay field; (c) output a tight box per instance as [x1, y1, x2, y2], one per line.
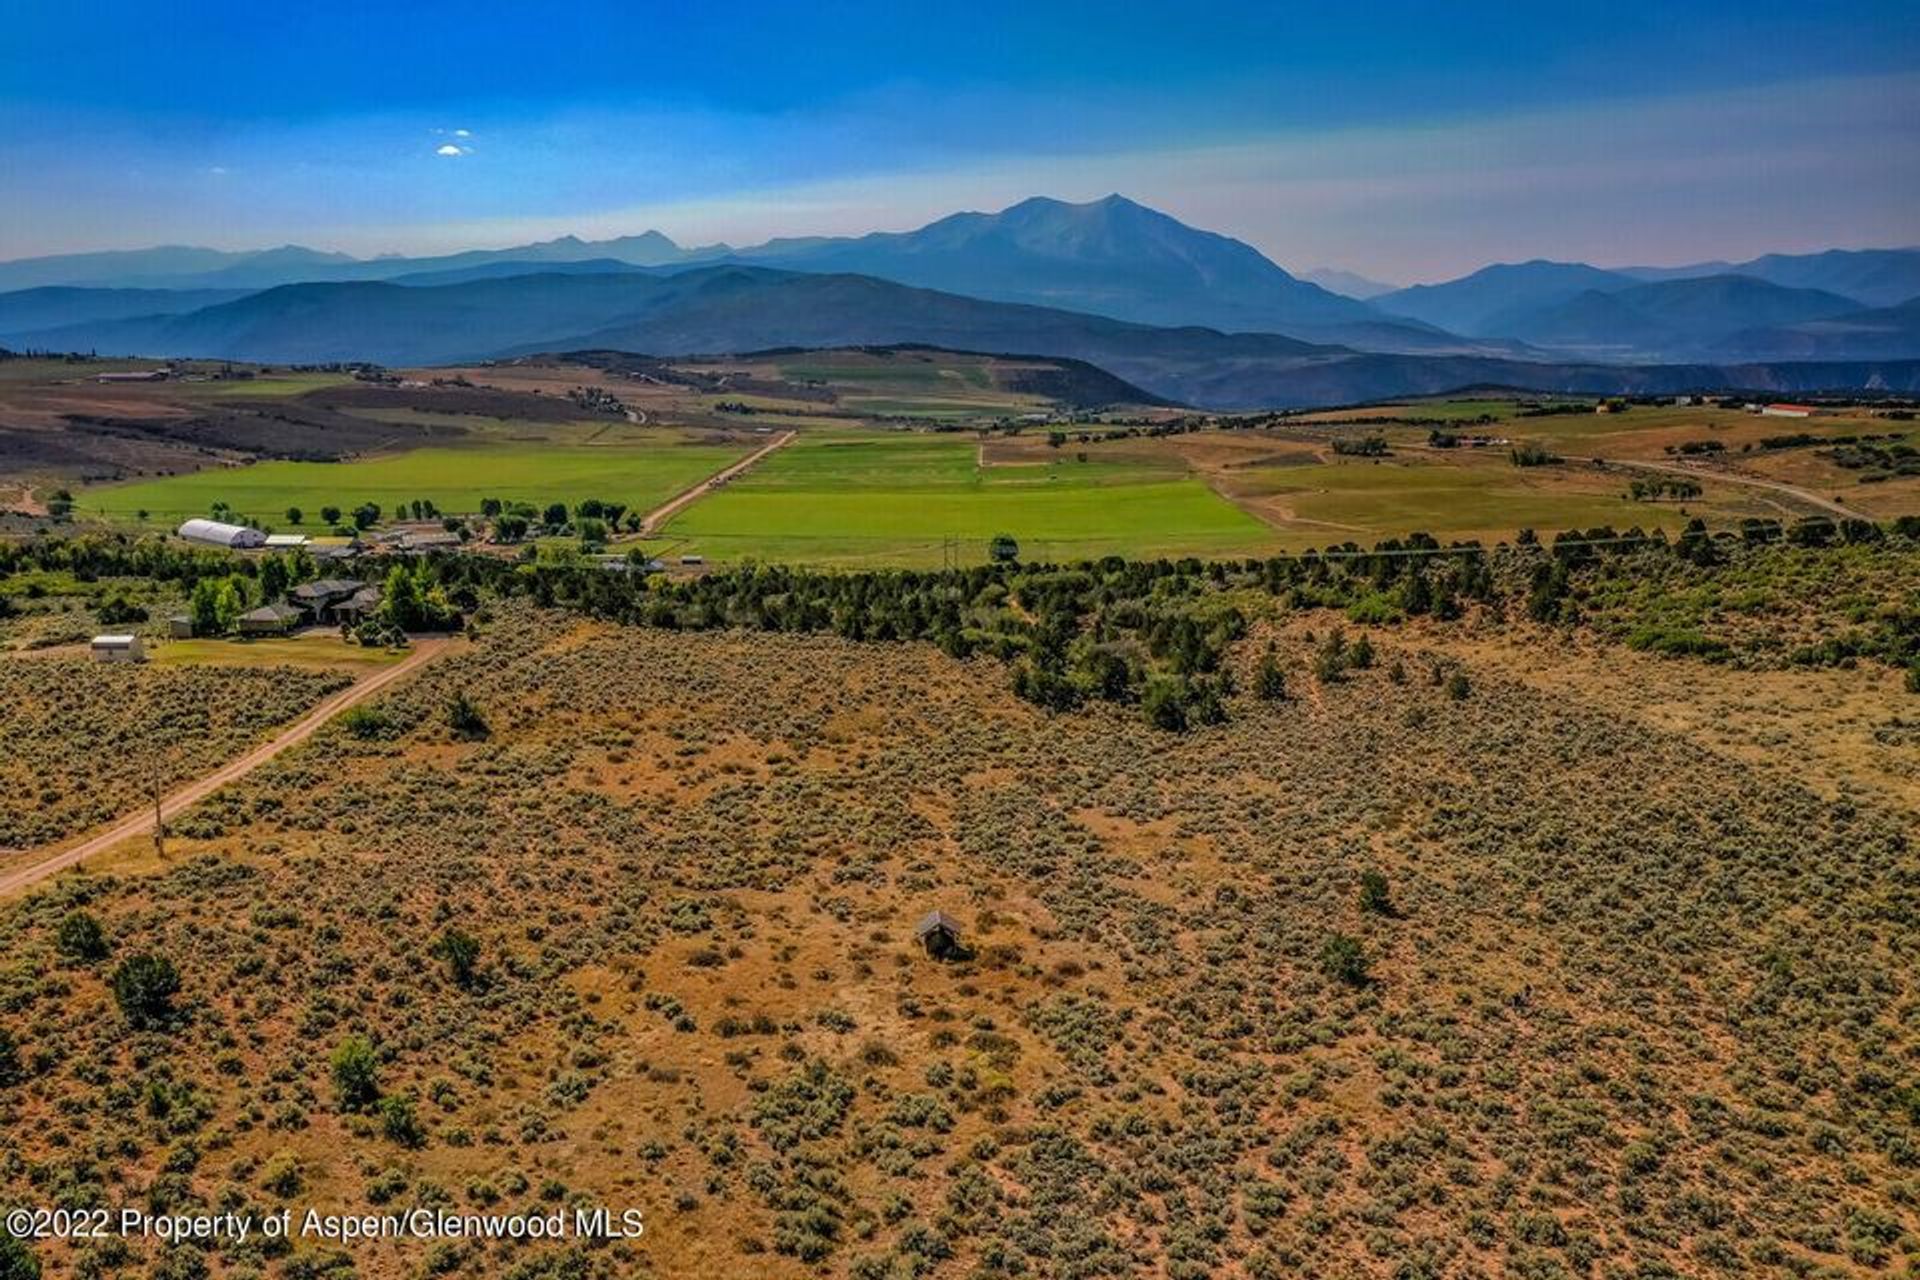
[80, 440, 750, 525]
[659, 432, 1275, 565]
[183, 372, 359, 398]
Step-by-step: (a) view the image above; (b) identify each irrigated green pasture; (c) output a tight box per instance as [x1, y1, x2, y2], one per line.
[660, 431, 1274, 564]
[81, 438, 750, 524]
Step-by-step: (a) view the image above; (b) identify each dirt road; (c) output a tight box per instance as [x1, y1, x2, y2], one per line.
[1578, 454, 1870, 521]
[0, 639, 447, 899]
[639, 430, 794, 535]
[1393, 435, 1871, 523]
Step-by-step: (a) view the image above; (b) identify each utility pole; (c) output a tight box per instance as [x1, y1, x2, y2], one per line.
[150, 755, 166, 859]
[143, 684, 167, 860]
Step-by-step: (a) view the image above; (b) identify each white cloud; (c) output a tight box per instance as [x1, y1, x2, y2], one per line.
[435, 144, 465, 157]
[453, 129, 471, 138]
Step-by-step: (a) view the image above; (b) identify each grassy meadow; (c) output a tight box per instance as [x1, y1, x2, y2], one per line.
[1215, 452, 1747, 545]
[81, 437, 751, 525]
[181, 371, 359, 398]
[150, 634, 410, 670]
[658, 430, 1276, 564]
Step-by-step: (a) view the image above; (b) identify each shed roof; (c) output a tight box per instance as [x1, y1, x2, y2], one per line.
[915, 910, 963, 938]
[91, 634, 139, 646]
[241, 602, 304, 622]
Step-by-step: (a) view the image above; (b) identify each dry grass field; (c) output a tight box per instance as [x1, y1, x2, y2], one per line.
[0, 596, 1913, 1279]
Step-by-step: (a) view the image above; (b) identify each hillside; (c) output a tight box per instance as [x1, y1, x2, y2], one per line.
[1492, 275, 1864, 358]
[17, 272, 731, 367]
[0, 537, 1914, 1278]
[1142, 350, 1920, 408]
[17, 265, 1920, 409]
[0, 243, 352, 292]
[1374, 261, 1635, 335]
[0, 234, 687, 293]
[1624, 246, 1920, 308]
[1380, 251, 1920, 354]
[1482, 287, 1669, 355]
[5, 266, 1349, 406]
[1717, 296, 1920, 360]
[0, 285, 250, 341]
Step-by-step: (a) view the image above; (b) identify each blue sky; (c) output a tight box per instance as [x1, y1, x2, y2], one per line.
[3, 0, 1916, 280]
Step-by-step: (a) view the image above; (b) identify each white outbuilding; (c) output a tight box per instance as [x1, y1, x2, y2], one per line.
[90, 634, 146, 663]
[177, 518, 266, 549]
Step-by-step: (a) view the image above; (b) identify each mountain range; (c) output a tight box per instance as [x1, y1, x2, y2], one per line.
[11, 264, 1916, 410]
[1372, 255, 1920, 358]
[0, 197, 1485, 355]
[2, 195, 1917, 407]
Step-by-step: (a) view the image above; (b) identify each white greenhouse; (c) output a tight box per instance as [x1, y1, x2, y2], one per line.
[176, 518, 266, 549]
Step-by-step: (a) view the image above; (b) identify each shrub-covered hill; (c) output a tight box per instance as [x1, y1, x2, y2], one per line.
[0, 603, 1912, 1278]
[452, 514, 1920, 727]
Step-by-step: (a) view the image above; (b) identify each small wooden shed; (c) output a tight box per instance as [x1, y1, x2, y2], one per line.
[915, 910, 963, 959]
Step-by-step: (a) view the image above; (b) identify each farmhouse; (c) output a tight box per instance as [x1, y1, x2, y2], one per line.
[338, 585, 382, 623]
[289, 578, 368, 624]
[1760, 403, 1818, 418]
[90, 634, 145, 663]
[177, 518, 266, 549]
[237, 602, 303, 635]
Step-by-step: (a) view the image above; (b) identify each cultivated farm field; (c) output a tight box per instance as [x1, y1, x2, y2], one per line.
[13, 354, 1911, 566]
[660, 431, 1276, 564]
[81, 437, 752, 527]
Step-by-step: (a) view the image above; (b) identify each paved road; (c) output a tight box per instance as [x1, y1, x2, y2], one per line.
[1578, 454, 1870, 521]
[639, 429, 794, 535]
[0, 639, 447, 899]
